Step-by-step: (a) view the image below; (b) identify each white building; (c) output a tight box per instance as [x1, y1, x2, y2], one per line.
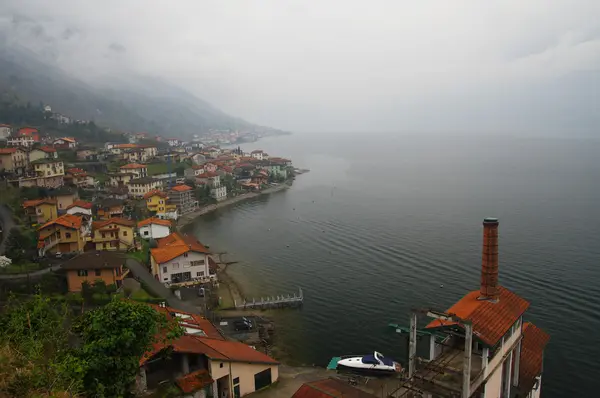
[167, 138, 181, 147]
[137, 218, 172, 240]
[66, 200, 93, 217]
[150, 232, 212, 284]
[7, 136, 35, 148]
[402, 218, 549, 398]
[250, 150, 265, 160]
[0, 124, 11, 140]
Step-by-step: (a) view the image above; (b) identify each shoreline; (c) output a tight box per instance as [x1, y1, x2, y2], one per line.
[177, 181, 293, 229]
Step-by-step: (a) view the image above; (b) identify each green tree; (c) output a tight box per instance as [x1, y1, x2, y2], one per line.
[0, 295, 84, 397]
[4, 228, 36, 263]
[73, 298, 183, 397]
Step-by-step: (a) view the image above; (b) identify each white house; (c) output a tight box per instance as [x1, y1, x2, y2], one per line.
[0, 124, 11, 140]
[167, 138, 181, 147]
[53, 137, 77, 149]
[250, 150, 265, 160]
[66, 200, 93, 217]
[137, 218, 172, 240]
[150, 232, 212, 284]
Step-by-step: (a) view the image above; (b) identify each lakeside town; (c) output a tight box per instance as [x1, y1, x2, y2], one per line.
[0, 114, 550, 398]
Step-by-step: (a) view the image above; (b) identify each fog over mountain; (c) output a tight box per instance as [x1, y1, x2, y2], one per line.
[1, 1, 599, 135]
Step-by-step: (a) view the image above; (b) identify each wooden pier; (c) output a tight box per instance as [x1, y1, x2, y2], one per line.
[234, 287, 303, 309]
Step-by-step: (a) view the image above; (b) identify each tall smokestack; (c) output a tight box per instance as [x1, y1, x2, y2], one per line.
[479, 217, 500, 301]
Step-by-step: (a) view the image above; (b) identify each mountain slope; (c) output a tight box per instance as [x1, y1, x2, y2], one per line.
[0, 45, 273, 136]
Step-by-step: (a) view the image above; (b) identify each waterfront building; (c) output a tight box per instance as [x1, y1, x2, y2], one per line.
[137, 304, 279, 397]
[168, 184, 198, 215]
[150, 232, 211, 284]
[397, 218, 549, 398]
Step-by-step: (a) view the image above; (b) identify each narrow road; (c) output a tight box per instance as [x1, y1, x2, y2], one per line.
[0, 204, 16, 255]
[0, 264, 62, 280]
[125, 258, 200, 313]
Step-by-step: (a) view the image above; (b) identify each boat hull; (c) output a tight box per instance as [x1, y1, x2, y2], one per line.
[336, 364, 399, 377]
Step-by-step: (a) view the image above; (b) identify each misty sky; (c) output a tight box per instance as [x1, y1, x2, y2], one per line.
[1, 1, 599, 134]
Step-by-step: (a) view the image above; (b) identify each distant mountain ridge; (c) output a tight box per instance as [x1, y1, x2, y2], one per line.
[0, 45, 278, 137]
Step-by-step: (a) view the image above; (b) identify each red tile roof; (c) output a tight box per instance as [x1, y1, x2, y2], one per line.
[151, 232, 209, 263]
[120, 163, 147, 169]
[18, 127, 38, 136]
[38, 214, 83, 231]
[92, 218, 135, 230]
[176, 369, 214, 393]
[137, 217, 172, 228]
[66, 200, 93, 210]
[114, 143, 139, 149]
[23, 198, 56, 208]
[171, 184, 192, 192]
[292, 378, 377, 398]
[56, 137, 76, 143]
[518, 322, 550, 393]
[0, 148, 18, 154]
[38, 146, 56, 153]
[197, 172, 219, 178]
[425, 286, 530, 346]
[143, 189, 168, 199]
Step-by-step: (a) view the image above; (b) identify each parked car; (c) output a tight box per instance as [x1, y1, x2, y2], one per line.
[233, 318, 253, 331]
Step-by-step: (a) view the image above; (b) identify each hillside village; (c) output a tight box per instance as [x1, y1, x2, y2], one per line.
[0, 118, 300, 397]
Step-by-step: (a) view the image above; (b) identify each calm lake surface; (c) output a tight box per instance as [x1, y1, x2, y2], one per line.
[190, 133, 600, 398]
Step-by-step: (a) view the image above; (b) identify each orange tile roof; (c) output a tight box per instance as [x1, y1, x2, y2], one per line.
[38, 146, 56, 152]
[151, 232, 209, 263]
[176, 369, 214, 394]
[66, 200, 93, 210]
[292, 378, 378, 398]
[92, 218, 135, 230]
[425, 286, 530, 346]
[120, 163, 147, 169]
[171, 184, 192, 192]
[38, 214, 83, 231]
[23, 198, 56, 208]
[56, 137, 76, 143]
[196, 337, 279, 364]
[114, 143, 139, 149]
[0, 148, 18, 154]
[143, 189, 168, 199]
[137, 217, 172, 228]
[518, 322, 550, 393]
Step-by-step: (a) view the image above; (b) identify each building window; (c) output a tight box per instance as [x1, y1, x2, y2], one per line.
[144, 231, 149, 236]
[191, 260, 205, 267]
[172, 263, 179, 269]
[163, 266, 167, 273]
[183, 252, 188, 258]
[95, 269, 101, 276]
[196, 271, 204, 277]
[77, 270, 88, 276]
[123, 231, 127, 236]
[233, 377, 239, 385]
[102, 233, 106, 238]
[220, 363, 224, 368]
[65, 233, 71, 238]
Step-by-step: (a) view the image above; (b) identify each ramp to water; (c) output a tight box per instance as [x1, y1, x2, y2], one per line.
[327, 357, 341, 370]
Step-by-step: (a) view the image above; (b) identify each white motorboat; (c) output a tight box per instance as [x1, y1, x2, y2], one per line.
[335, 351, 402, 375]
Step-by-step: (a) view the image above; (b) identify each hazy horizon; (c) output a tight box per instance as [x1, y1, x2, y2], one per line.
[1, 1, 599, 135]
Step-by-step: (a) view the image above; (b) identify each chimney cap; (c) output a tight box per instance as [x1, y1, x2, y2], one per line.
[483, 217, 499, 224]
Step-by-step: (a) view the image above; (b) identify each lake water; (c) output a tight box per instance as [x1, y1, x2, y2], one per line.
[189, 132, 600, 398]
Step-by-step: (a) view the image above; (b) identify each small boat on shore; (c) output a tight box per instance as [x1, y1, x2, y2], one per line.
[328, 351, 402, 376]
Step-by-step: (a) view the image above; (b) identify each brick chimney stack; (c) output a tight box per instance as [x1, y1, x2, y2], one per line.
[479, 217, 500, 301]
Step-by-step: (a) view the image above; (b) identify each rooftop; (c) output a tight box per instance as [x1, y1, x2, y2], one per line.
[170, 184, 192, 192]
[130, 177, 158, 185]
[137, 217, 172, 228]
[23, 198, 56, 208]
[38, 214, 83, 231]
[66, 200, 93, 210]
[143, 189, 168, 199]
[92, 218, 135, 230]
[518, 322, 550, 393]
[151, 232, 209, 263]
[425, 286, 530, 346]
[61, 251, 124, 270]
[176, 369, 214, 394]
[120, 163, 147, 169]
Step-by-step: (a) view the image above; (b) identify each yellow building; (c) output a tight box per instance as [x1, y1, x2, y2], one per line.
[143, 190, 174, 213]
[37, 214, 87, 256]
[0, 147, 28, 173]
[22, 198, 58, 225]
[31, 159, 64, 178]
[91, 218, 136, 251]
